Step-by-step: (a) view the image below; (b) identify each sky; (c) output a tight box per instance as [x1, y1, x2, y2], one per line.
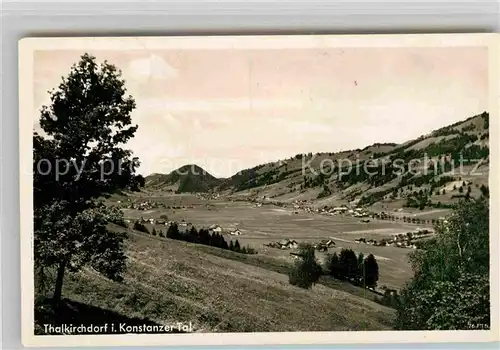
[33, 45, 489, 178]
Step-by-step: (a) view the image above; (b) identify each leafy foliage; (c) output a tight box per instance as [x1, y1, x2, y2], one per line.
[34, 53, 139, 304]
[396, 198, 490, 330]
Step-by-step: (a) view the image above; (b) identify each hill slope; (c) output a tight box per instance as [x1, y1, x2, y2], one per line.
[220, 112, 489, 208]
[56, 227, 395, 332]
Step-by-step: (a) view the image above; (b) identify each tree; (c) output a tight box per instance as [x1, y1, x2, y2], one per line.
[133, 220, 149, 234]
[167, 223, 180, 239]
[289, 244, 323, 289]
[327, 252, 342, 279]
[357, 252, 365, 267]
[480, 185, 489, 198]
[338, 249, 359, 281]
[363, 254, 379, 289]
[234, 240, 241, 252]
[396, 198, 490, 330]
[355, 252, 365, 285]
[34, 54, 139, 306]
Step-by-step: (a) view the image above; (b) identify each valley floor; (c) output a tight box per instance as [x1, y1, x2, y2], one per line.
[119, 192, 424, 290]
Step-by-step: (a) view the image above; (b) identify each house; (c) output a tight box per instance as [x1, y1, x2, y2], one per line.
[209, 224, 222, 233]
[290, 251, 304, 259]
[315, 244, 328, 252]
[325, 239, 335, 247]
[333, 206, 348, 212]
[319, 239, 335, 248]
[278, 239, 290, 246]
[230, 229, 242, 236]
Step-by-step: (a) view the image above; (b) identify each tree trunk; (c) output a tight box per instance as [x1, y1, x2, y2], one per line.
[52, 260, 67, 307]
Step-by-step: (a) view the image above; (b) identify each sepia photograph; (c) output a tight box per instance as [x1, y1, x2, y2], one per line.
[19, 34, 499, 347]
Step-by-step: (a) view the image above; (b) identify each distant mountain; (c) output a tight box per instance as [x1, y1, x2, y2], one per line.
[146, 112, 490, 209]
[145, 165, 222, 193]
[219, 112, 490, 208]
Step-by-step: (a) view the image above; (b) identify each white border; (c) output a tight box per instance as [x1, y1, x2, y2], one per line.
[19, 33, 500, 347]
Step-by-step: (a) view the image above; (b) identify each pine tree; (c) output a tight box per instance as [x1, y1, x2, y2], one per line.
[356, 252, 365, 285]
[166, 223, 179, 239]
[363, 254, 379, 288]
[339, 249, 358, 281]
[327, 252, 341, 279]
[289, 244, 323, 289]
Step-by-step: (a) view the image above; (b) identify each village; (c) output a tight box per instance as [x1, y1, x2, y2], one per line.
[130, 217, 243, 236]
[265, 238, 336, 252]
[354, 228, 434, 249]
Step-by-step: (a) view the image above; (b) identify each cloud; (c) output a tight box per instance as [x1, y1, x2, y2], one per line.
[128, 54, 178, 80]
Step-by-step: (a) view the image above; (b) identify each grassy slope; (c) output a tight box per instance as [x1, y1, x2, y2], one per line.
[58, 226, 395, 332]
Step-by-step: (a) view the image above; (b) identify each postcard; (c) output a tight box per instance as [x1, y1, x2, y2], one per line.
[19, 34, 499, 347]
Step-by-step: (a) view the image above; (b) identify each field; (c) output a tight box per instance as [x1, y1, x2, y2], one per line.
[50, 225, 396, 333]
[113, 191, 426, 291]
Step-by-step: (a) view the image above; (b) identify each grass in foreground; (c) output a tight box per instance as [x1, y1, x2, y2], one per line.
[37, 226, 395, 333]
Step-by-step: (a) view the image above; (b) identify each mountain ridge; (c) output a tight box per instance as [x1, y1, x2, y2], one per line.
[145, 112, 489, 209]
